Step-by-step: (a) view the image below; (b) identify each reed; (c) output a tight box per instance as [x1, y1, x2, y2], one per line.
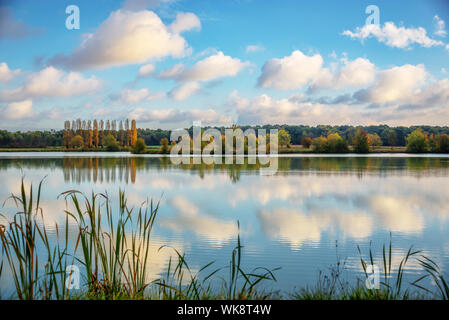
[295, 240, 428, 300]
[0, 179, 73, 299]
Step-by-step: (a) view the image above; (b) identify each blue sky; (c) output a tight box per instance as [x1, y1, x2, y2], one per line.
[1, 0, 449, 130]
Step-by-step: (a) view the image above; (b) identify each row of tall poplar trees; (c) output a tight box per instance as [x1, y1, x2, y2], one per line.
[63, 119, 138, 149]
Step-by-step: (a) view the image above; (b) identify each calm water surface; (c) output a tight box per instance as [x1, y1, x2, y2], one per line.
[1, 152, 449, 295]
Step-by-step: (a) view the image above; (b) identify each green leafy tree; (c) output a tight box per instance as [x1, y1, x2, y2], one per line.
[159, 137, 169, 154]
[326, 133, 349, 153]
[367, 133, 382, 147]
[434, 134, 449, 153]
[353, 128, 369, 153]
[406, 129, 428, 153]
[132, 138, 146, 154]
[104, 134, 120, 151]
[278, 129, 291, 147]
[311, 136, 328, 152]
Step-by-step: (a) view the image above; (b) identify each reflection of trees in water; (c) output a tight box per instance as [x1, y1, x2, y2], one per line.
[2, 156, 449, 184]
[62, 158, 142, 184]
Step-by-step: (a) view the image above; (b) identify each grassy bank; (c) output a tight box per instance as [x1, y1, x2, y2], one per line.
[0, 180, 447, 300]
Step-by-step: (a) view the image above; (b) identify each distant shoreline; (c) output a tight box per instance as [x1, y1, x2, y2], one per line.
[0, 146, 438, 155]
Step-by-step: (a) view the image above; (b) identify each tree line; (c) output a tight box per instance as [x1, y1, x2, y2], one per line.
[1, 124, 449, 153]
[62, 119, 137, 151]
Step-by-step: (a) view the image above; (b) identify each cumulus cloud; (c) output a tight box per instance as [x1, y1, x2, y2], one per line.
[157, 63, 185, 79]
[161, 51, 250, 82]
[169, 81, 200, 100]
[229, 92, 355, 125]
[258, 50, 375, 91]
[227, 83, 449, 126]
[0, 66, 102, 101]
[342, 22, 444, 49]
[1, 99, 34, 119]
[129, 107, 232, 125]
[354, 64, 427, 103]
[310, 57, 376, 92]
[434, 15, 446, 37]
[49, 10, 199, 70]
[137, 63, 155, 78]
[258, 50, 324, 90]
[169, 12, 201, 34]
[110, 88, 165, 105]
[158, 51, 250, 100]
[0, 62, 21, 83]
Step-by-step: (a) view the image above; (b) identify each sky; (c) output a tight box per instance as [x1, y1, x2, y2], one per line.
[1, 0, 449, 130]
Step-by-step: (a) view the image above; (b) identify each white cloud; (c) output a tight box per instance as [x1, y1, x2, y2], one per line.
[258, 50, 323, 90]
[0, 62, 21, 83]
[310, 57, 376, 92]
[228, 83, 449, 126]
[111, 88, 165, 105]
[169, 81, 200, 100]
[354, 64, 427, 103]
[158, 63, 185, 79]
[2, 99, 34, 119]
[49, 10, 199, 70]
[229, 92, 353, 125]
[343, 22, 444, 49]
[137, 63, 155, 78]
[0, 66, 102, 101]
[434, 15, 447, 37]
[158, 51, 250, 100]
[129, 107, 232, 125]
[169, 12, 201, 34]
[258, 50, 375, 91]
[163, 51, 251, 82]
[245, 44, 264, 53]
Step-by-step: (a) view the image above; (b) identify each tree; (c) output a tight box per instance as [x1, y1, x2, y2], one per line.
[131, 120, 137, 147]
[434, 134, 449, 153]
[104, 134, 120, 151]
[70, 135, 84, 148]
[132, 138, 146, 154]
[381, 129, 397, 147]
[63, 120, 72, 148]
[367, 133, 382, 147]
[301, 136, 312, 149]
[353, 128, 369, 153]
[159, 137, 169, 154]
[278, 129, 291, 147]
[86, 120, 93, 148]
[326, 133, 349, 153]
[311, 136, 328, 152]
[93, 120, 99, 148]
[406, 129, 428, 153]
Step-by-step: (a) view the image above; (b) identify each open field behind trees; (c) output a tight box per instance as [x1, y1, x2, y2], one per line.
[1, 124, 449, 153]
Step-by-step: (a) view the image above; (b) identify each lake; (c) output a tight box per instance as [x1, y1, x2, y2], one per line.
[1, 152, 449, 296]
